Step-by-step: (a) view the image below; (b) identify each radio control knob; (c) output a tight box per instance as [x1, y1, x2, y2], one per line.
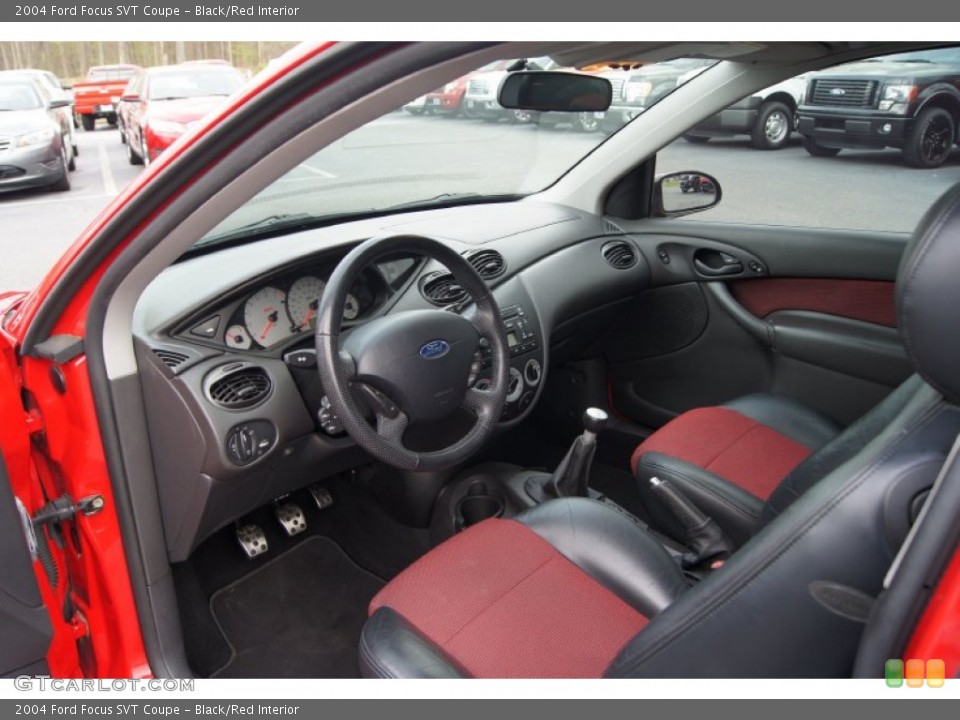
[524, 358, 542, 387]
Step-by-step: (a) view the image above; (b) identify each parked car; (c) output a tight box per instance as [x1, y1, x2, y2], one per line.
[598, 59, 806, 150]
[682, 74, 808, 150]
[71, 63, 141, 131]
[0, 69, 78, 156]
[117, 63, 246, 166]
[0, 76, 74, 193]
[599, 57, 715, 131]
[797, 47, 960, 167]
[2, 41, 960, 686]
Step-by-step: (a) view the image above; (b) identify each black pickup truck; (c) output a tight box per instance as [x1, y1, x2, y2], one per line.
[797, 47, 960, 168]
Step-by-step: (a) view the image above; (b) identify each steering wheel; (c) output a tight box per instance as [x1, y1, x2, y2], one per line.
[315, 234, 510, 471]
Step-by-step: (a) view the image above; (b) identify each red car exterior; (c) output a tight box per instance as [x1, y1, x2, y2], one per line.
[0, 40, 957, 682]
[423, 76, 469, 115]
[117, 63, 246, 166]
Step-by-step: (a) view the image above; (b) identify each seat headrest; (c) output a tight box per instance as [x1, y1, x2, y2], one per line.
[897, 182, 960, 404]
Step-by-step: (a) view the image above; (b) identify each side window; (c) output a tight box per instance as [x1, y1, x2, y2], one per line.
[655, 46, 960, 233]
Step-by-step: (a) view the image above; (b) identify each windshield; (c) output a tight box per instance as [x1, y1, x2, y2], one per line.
[147, 69, 246, 101]
[0, 83, 42, 111]
[869, 47, 960, 64]
[198, 55, 715, 247]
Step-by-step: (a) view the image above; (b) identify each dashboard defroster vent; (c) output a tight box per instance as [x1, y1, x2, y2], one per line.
[420, 271, 468, 306]
[205, 364, 272, 410]
[153, 349, 190, 370]
[602, 240, 638, 269]
[465, 249, 507, 280]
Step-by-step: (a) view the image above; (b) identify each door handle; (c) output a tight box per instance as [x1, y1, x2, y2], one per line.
[693, 249, 744, 277]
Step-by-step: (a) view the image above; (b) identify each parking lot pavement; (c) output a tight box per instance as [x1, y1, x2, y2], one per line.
[0, 126, 143, 292]
[2, 114, 960, 292]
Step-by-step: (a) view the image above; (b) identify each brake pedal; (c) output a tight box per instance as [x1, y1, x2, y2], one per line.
[236, 523, 268, 559]
[309, 484, 334, 511]
[274, 502, 307, 536]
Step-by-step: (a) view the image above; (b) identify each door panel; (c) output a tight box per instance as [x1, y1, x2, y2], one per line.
[0, 453, 53, 678]
[607, 221, 911, 429]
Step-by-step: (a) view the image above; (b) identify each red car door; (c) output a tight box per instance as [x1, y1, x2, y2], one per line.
[0, 303, 66, 677]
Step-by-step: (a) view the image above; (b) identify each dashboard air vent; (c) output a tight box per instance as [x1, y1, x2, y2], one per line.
[602, 240, 638, 270]
[206, 364, 272, 410]
[465, 249, 507, 280]
[153, 349, 190, 370]
[420, 272, 468, 306]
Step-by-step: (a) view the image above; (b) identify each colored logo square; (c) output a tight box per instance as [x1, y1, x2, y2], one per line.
[926, 659, 945, 688]
[885, 659, 904, 687]
[906, 658, 925, 687]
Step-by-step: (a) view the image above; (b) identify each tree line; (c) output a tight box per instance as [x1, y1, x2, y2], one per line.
[0, 41, 299, 81]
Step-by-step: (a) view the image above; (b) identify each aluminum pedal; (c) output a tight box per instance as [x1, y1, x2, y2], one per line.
[308, 484, 334, 511]
[274, 502, 307, 537]
[236, 523, 268, 559]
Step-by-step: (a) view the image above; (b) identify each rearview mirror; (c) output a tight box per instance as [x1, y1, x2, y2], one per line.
[498, 71, 612, 112]
[654, 172, 722, 217]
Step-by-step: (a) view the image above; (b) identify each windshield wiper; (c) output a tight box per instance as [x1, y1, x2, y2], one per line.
[192, 212, 318, 249]
[152, 96, 191, 101]
[383, 192, 519, 212]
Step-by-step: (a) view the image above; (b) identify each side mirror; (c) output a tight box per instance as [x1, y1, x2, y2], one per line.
[654, 171, 722, 217]
[61, 83, 72, 90]
[48, 99, 70, 110]
[120, 92, 141, 102]
[498, 71, 612, 112]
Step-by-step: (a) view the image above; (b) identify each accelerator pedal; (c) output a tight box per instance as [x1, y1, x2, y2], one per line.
[308, 484, 334, 511]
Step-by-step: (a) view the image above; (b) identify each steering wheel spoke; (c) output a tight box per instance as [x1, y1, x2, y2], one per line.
[352, 381, 402, 419]
[375, 407, 409, 443]
[463, 386, 492, 417]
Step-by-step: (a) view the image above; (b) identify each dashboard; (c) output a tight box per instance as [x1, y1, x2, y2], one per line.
[171, 255, 422, 352]
[132, 201, 650, 561]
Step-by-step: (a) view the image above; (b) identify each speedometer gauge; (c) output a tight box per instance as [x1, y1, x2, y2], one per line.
[286, 276, 325, 332]
[244, 286, 293, 348]
[343, 293, 360, 321]
[224, 324, 253, 350]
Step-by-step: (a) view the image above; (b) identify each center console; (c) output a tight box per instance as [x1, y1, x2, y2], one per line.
[472, 302, 544, 422]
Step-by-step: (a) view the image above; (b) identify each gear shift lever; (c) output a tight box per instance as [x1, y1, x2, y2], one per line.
[545, 408, 609, 498]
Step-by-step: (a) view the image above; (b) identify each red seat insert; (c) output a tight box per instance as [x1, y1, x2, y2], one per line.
[369, 518, 648, 678]
[631, 407, 813, 500]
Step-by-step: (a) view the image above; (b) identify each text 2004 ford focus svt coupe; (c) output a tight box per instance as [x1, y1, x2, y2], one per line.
[1, 40, 959, 680]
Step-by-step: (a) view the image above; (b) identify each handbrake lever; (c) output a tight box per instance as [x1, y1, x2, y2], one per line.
[649, 476, 733, 569]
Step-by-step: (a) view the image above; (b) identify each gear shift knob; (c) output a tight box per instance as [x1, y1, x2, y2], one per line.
[582, 407, 609, 436]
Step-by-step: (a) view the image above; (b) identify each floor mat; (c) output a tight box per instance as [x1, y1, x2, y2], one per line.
[210, 536, 383, 678]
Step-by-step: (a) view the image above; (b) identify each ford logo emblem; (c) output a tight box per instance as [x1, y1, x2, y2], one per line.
[830, 87, 846, 96]
[419, 340, 450, 359]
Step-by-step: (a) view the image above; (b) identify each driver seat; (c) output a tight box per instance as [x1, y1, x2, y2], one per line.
[357, 184, 960, 678]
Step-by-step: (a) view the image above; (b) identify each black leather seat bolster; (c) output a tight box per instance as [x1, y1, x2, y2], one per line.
[515, 497, 688, 618]
[359, 607, 466, 679]
[637, 452, 763, 547]
[724, 394, 842, 449]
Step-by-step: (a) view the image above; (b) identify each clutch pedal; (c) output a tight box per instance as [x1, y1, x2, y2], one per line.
[308, 484, 334, 511]
[236, 523, 268, 559]
[274, 502, 307, 537]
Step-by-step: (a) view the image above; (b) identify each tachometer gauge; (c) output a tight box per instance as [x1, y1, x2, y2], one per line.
[224, 324, 253, 350]
[286, 276, 325, 332]
[244, 286, 293, 348]
[343, 293, 360, 321]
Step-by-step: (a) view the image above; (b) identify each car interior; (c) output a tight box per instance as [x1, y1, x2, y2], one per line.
[43, 40, 960, 679]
